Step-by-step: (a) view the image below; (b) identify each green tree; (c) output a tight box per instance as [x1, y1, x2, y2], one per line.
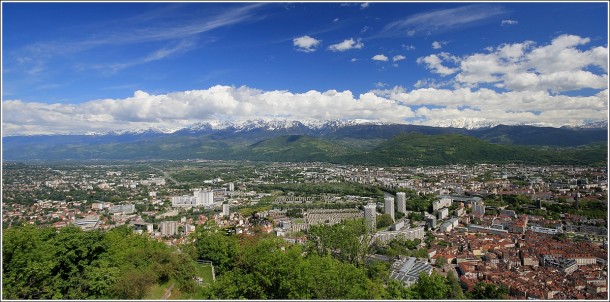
[467, 282, 509, 299]
[376, 214, 394, 229]
[435, 256, 448, 267]
[307, 218, 370, 266]
[410, 271, 451, 299]
[190, 221, 238, 274]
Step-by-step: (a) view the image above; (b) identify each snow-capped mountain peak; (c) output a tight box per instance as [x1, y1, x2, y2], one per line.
[433, 118, 499, 130]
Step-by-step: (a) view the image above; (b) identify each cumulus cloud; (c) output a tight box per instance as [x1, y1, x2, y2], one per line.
[432, 41, 443, 49]
[416, 52, 460, 76]
[2, 85, 417, 135]
[393, 55, 406, 62]
[417, 34, 608, 93]
[328, 38, 364, 52]
[361, 3, 369, 9]
[371, 86, 608, 127]
[372, 54, 389, 62]
[3, 34, 607, 135]
[293, 35, 321, 52]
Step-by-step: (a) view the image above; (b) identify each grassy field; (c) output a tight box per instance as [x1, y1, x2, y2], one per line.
[195, 263, 215, 284]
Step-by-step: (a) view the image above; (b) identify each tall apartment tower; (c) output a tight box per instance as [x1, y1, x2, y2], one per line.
[364, 203, 377, 232]
[228, 182, 235, 191]
[396, 192, 407, 214]
[384, 197, 395, 221]
[222, 204, 230, 217]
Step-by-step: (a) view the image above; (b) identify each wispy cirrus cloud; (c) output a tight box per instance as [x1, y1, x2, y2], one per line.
[379, 4, 507, 37]
[90, 39, 198, 73]
[9, 3, 267, 75]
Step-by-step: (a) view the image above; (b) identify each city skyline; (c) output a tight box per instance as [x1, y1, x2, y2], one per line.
[2, 1, 608, 135]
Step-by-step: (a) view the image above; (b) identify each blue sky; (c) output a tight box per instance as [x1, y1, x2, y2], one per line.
[2, 1, 608, 135]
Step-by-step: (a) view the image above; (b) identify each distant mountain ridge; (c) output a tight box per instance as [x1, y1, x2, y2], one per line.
[8, 118, 607, 137]
[2, 120, 607, 164]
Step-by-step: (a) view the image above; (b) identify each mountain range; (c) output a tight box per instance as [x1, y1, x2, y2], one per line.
[2, 120, 607, 166]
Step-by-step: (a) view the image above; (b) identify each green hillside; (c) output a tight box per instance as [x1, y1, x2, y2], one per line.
[3, 132, 606, 166]
[338, 133, 607, 166]
[238, 135, 353, 162]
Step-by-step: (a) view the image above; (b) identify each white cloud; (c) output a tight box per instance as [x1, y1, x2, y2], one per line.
[333, 18, 339, 22]
[372, 54, 389, 62]
[2, 85, 417, 135]
[293, 35, 321, 52]
[416, 53, 460, 76]
[371, 85, 608, 127]
[3, 83, 607, 135]
[361, 3, 369, 9]
[351, 58, 359, 62]
[417, 34, 608, 93]
[432, 41, 445, 49]
[501, 19, 518, 26]
[328, 38, 364, 52]
[403, 44, 416, 50]
[380, 4, 507, 37]
[375, 82, 388, 88]
[393, 55, 406, 62]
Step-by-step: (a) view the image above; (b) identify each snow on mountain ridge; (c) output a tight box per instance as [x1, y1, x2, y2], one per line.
[11, 119, 606, 137]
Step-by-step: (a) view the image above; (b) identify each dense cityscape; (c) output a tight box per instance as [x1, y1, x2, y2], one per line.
[2, 1, 608, 300]
[2, 160, 607, 299]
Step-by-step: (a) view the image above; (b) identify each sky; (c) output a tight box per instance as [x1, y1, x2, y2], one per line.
[1, 1, 608, 135]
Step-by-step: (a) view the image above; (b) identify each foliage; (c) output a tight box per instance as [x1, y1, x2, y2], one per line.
[408, 271, 452, 299]
[376, 213, 394, 229]
[2, 225, 196, 300]
[189, 221, 238, 274]
[202, 237, 383, 299]
[306, 218, 370, 267]
[467, 281, 509, 299]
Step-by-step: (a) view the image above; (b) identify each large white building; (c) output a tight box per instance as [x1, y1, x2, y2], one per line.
[159, 221, 178, 236]
[433, 197, 452, 211]
[384, 197, 395, 221]
[374, 226, 425, 244]
[172, 190, 214, 208]
[396, 192, 407, 214]
[222, 204, 230, 217]
[364, 203, 377, 232]
[437, 207, 449, 220]
[109, 204, 135, 214]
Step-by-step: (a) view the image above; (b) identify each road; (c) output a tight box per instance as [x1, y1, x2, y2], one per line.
[148, 165, 182, 186]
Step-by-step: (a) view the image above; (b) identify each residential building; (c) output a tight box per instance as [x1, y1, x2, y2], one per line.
[384, 197, 395, 221]
[159, 221, 178, 237]
[222, 204, 230, 217]
[364, 203, 377, 232]
[396, 192, 407, 214]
